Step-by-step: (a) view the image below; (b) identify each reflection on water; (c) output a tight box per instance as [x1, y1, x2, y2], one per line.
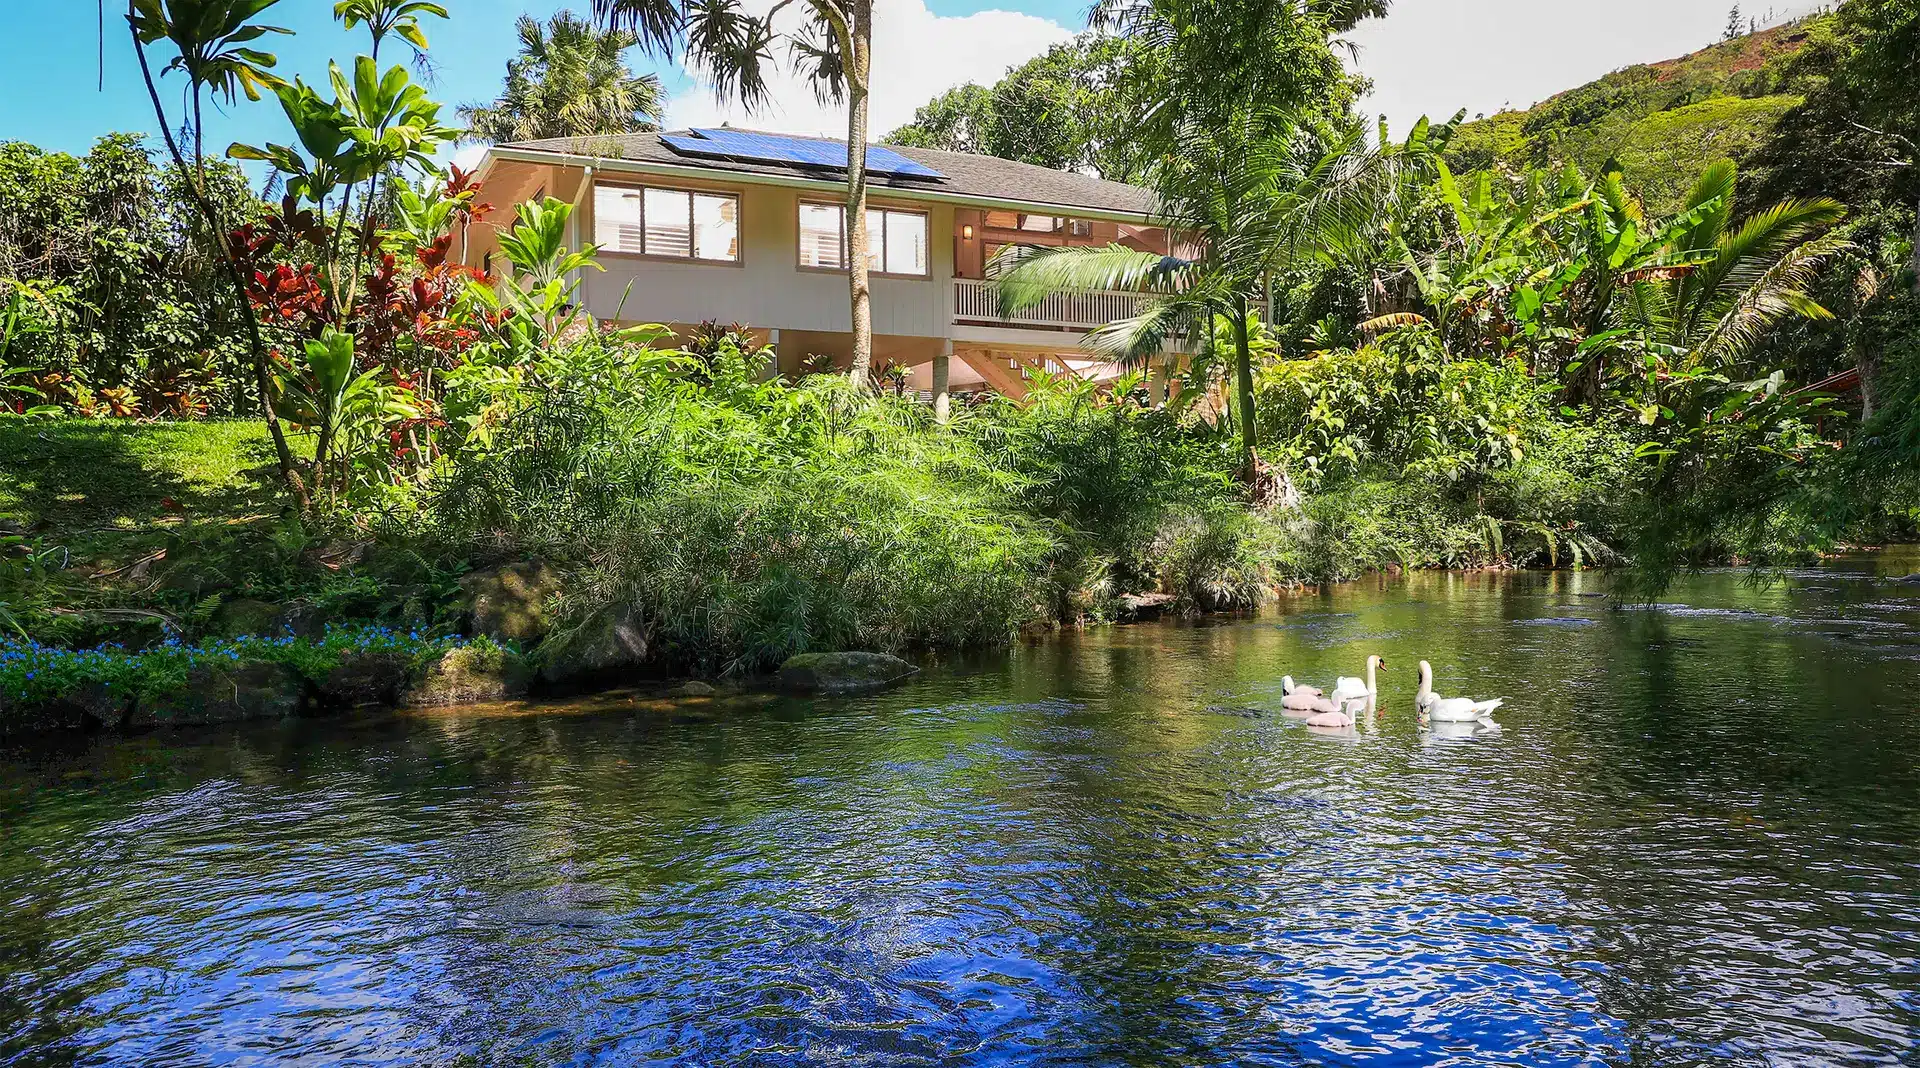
[4, 553, 1919, 1066]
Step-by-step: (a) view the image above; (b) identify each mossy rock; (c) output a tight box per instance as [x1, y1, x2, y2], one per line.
[211, 598, 284, 639]
[130, 662, 309, 727]
[404, 644, 531, 707]
[460, 561, 565, 644]
[317, 650, 413, 708]
[776, 651, 920, 695]
[538, 602, 648, 687]
[0, 681, 134, 735]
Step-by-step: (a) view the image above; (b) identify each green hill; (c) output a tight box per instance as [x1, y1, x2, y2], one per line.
[1445, 14, 1839, 212]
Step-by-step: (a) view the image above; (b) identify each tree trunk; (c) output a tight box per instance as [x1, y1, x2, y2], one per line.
[1909, 192, 1919, 296]
[843, 0, 874, 389]
[1231, 298, 1258, 479]
[132, 30, 305, 509]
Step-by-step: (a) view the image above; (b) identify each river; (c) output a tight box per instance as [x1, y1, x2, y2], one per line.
[3, 553, 1917, 1066]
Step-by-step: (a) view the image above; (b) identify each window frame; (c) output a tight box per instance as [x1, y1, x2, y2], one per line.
[592, 180, 743, 265]
[795, 200, 931, 279]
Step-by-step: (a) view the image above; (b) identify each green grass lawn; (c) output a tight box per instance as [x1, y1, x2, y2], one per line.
[0, 418, 281, 558]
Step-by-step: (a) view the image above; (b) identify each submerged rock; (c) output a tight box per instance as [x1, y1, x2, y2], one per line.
[130, 662, 308, 727]
[538, 602, 648, 686]
[670, 680, 718, 697]
[460, 561, 565, 644]
[776, 651, 919, 695]
[405, 644, 531, 707]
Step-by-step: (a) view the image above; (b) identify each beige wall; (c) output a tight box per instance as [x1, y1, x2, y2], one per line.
[571, 170, 956, 339]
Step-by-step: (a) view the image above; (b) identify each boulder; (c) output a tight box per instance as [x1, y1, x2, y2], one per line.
[776, 651, 919, 695]
[0, 682, 133, 736]
[64, 681, 136, 730]
[211, 598, 283, 639]
[460, 561, 565, 644]
[670, 680, 718, 697]
[130, 661, 309, 727]
[404, 645, 531, 707]
[317, 651, 413, 708]
[538, 602, 648, 687]
[269, 602, 329, 639]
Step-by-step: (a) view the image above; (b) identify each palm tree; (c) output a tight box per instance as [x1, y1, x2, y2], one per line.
[994, 107, 1386, 479]
[593, 0, 881, 388]
[461, 12, 663, 144]
[1623, 161, 1848, 372]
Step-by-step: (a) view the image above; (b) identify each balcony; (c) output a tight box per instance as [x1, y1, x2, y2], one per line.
[952, 278, 1149, 333]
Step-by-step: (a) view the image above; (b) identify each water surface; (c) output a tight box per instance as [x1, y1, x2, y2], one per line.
[4, 554, 1919, 1066]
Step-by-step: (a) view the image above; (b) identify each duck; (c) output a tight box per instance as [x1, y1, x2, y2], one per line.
[1281, 656, 1384, 719]
[1414, 660, 1503, 726]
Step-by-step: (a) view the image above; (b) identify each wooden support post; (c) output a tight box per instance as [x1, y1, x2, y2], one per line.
[933, 339, 952, 423]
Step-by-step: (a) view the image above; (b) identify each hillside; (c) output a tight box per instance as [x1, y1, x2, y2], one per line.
[1445, 14, 1838, 212]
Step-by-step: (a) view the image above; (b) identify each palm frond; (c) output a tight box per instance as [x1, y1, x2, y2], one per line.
[1687, 232, 1850, 368]
[992, 245, 1191, 316]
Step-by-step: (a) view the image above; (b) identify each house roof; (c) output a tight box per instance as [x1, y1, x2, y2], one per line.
[490, 130, 1157, 221]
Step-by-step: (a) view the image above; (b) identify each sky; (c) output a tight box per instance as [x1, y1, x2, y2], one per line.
[0, 0, 1816, 172]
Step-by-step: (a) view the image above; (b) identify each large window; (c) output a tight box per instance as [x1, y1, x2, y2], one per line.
[798, 203, 928, 276]
[594, 184, 739, 262]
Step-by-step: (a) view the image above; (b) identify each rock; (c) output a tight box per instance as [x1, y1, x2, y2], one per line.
[404, 644, 531, 707]
[211, 598, 283, 639]
[63, 681, 136, 730]
[1117, 591, 1176, 621]
[317, 651, 412, 708]
[670, 680, 717, 697]
[130, 661, 309, 727]
[269, 602, 329, 639]
[776, 651, 919, 695]
[460, 561, 565, 644]
[0, 681, 134, 735]
[538, 602, 648, 686]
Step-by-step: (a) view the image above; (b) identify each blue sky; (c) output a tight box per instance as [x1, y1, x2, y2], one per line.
[1, 0, 1803, 167]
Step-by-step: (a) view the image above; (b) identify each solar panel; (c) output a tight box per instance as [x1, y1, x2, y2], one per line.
[661, 128, 946, 180]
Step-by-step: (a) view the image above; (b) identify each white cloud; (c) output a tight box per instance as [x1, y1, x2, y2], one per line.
[663, 1, 1074, 138]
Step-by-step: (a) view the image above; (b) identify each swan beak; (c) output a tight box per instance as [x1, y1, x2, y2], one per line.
[1376, 657, 1388, 669]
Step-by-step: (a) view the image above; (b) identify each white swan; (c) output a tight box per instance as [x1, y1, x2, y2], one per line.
[1282, 656, 1383, 723]
[1415, 660, 1503, 726]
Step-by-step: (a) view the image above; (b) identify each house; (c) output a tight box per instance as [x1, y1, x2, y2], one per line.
[464, 128, 1178, 401]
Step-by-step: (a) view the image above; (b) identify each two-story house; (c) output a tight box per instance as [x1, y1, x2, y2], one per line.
[464, 127, 1175, 401]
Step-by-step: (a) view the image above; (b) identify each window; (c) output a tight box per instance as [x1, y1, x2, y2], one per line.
[593, 184, 738, 262]
[798, 203, 928, 276]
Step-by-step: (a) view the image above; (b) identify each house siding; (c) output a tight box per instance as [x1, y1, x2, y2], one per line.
[576, 177, 955, 338]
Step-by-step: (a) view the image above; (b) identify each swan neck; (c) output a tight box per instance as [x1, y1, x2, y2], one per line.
[1365, 658, 1376, 693]
[1417, 661, 1431, 701]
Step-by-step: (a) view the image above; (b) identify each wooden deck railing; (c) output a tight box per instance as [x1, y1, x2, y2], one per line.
[952, 278, 1148, 332]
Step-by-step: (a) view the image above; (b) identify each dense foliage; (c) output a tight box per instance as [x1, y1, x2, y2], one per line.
[3, 0, 1917, 690]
